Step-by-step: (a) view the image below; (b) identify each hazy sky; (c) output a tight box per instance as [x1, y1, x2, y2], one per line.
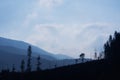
[0, 0, 120, 58]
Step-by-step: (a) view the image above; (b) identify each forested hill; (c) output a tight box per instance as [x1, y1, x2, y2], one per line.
[0, 59, 119, 80]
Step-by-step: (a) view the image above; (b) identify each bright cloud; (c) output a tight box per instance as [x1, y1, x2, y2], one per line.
[22, 0, 63, 28]
[25, 23, 118, 58]
[23, 12, 38, 27]
[38, 0, 63, 9]
[1, 0, 120, 58]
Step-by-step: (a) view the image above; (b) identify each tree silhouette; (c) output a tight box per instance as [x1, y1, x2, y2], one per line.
[27, 45, 32, 72]
[21, 59, 25, 72]
[104, 31, 120, 62]
[75, 59, 78, 64]
[36, 55, 41, 71]
[98, 51, 104, 60]
[80, 53, 85, 62]
[12, 64, 15, 72]
[94, 51, 97, 60]
[54, 64, 57, 68]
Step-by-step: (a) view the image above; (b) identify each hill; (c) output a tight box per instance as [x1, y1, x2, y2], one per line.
[0, 37, 71, 71]
[0, 59, 119, 80]
[0, 37, 90, 71]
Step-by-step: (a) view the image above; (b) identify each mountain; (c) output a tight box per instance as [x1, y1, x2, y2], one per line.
[0, 37, 73, 71]
[0, 49, 56, 71]
[0, 37, 54, 59]
[54, 54, 73, 60]
[0, 37, 91, 72]
[0, 37, 71, 60]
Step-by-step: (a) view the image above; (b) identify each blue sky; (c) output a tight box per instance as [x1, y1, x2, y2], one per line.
[0, 0, 120, 58]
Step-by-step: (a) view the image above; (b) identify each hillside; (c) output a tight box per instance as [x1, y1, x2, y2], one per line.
[0, 59, 119, 80]
[0, 37, 90, 71]
[0, 37, 58, 60]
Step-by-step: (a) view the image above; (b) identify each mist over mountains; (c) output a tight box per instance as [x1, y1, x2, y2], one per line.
[0, 37, 72, 60]
[0, 37, 89, 71]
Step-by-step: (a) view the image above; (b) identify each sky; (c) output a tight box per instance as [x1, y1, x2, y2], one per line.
[0, 0, 120, 58]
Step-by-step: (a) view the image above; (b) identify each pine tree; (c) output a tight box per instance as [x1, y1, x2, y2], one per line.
[75, 59, 78, 64]
[12, 64, 15, 72]
[104, 31, 120, 62]
[21, 59, 25, 72]
[36, 55, 41, 71]
[54, 64, 57, 68]
[27, 45, 32, 72]
[94, 49, 97, 60]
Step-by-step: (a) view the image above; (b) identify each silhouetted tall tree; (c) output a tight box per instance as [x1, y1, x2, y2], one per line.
[27, 45, 32, 72]
[94, 51, 97, 60]
[36, 55, 41, 71]
[80, 53, 85, 62]
[12, 64, 15, 72]
[104, 31, 120, 62]
[21, 59, 25, 72]
[54, 64, 57, 68]
[98, 51, 104, 60]
[75, 59, 78, 64]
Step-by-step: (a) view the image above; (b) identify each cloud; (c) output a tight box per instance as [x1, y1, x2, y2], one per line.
[1, 0, 120, 59]
[22, 0, 63, 28]
[25, 23, 117, 58]
[3, 0, 119, 57]
[38, 0, 63, 9]
[23, 12, 38, 27]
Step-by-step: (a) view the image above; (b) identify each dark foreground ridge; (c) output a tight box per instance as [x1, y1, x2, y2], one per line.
[0, 59, 119, 80]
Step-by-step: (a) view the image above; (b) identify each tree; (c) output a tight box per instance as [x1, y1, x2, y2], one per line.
[36, 55, 41, 71]
[54, 64, 57, 68]
[21, 59, 25, 72]
[104, 41, 110, 59]
[12, 64, 15, 72]
[27, 45, 32, 72]
[80, 53, 85, 62]
[94, 51, 97, 60]
[75, 59, 78, 64]
[104, 31, 120, 62]
[98, 51, 104, 60]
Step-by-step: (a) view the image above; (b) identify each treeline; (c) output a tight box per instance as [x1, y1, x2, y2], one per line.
[1, 46, 42, 73]
[20, 46, 41, 72]
[104, 31, 120, 63]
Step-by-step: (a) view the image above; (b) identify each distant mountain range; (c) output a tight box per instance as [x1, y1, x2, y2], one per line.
[0, 37, 72, 60]
[0, 37, 90, 71]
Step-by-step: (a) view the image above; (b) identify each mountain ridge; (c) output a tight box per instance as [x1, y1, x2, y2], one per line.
[0, 37, 72, 60]
[0, 37, 91, 71]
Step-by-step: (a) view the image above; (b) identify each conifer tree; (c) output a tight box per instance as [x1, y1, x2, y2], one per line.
[12, 64, 15, 72]
[75, 59, 78, 64]
[36, 55, 41, 71]
[94, 51, 97, 60]
[21, 59, 25, 72]
[27, 45, 32, 72]
[104, 31, 120, 62]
